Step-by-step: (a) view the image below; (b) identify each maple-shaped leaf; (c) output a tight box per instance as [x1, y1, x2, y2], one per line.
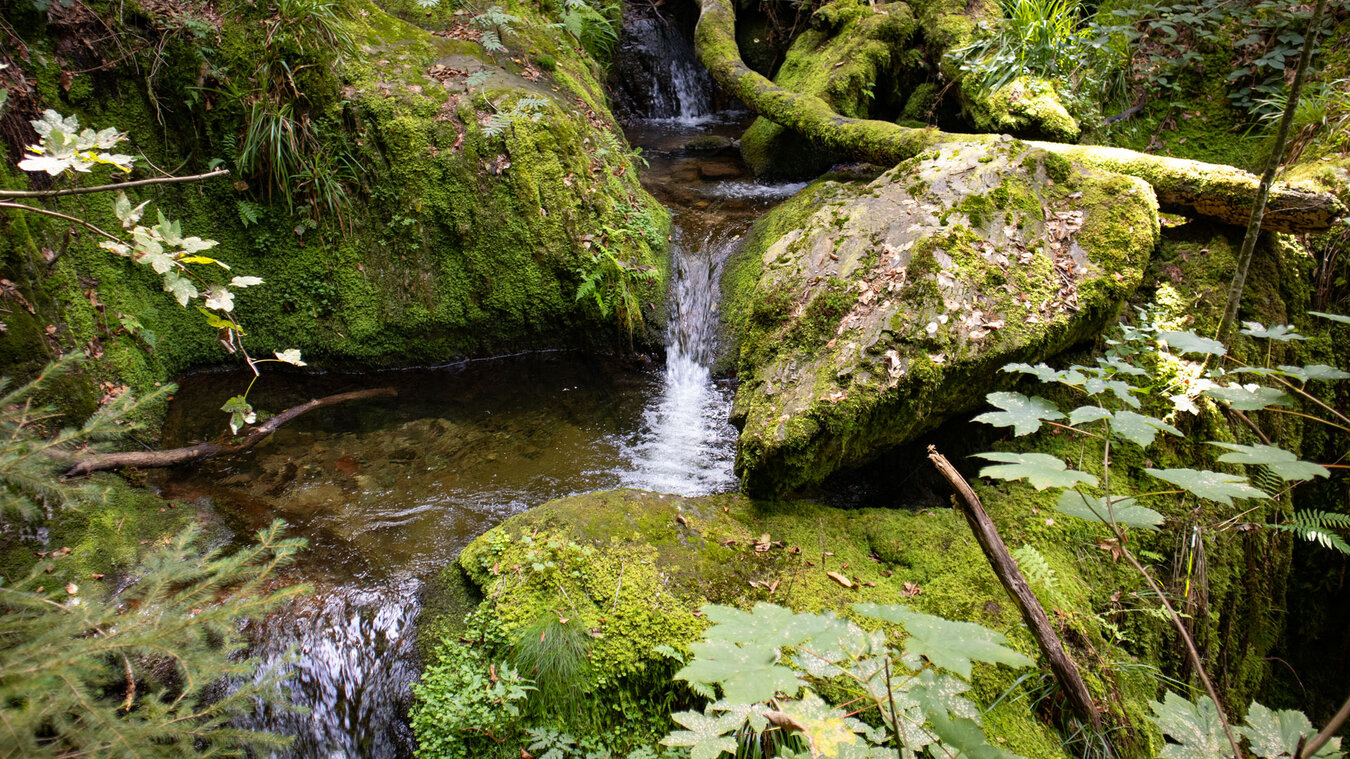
[1083, 377, 1141, 408]
[1209, 443, 1329, 483]
[1237, 702, 1340, 759]
[662, 708, 739, 759]
[1145, 468, 1269, 505]
[702, 603, 842, 649]
[1157, 330, 1227, 356]
[1204, 384, 1290, 411]
[709, 701, 770, 734]
[1240, 321, 1306, 341]
[1097, 355, 1149, 377]
[975, 452, 1099, 490]
[777, 690, 867, 757]
[1055, 491, 1163, 529]
[1277, 364, 1350, 382]
[162, 271, 199, 307]
[1308, 310, 1350, 324]
[973, 392, 1063, 436]
[1067, 405, 1112, 426]
[1149, 691, 1227, 759]
[853, 604, 1032, 678]
[676, 639, 803, 704]
[1110, 410, 1181, 448]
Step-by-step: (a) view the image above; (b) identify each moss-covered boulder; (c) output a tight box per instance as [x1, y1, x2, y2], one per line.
[722, 137, 1159, 496]
[0, 0, 667, 409]
[433, 487, 1152, 756]
[965, 76, 1081, 142]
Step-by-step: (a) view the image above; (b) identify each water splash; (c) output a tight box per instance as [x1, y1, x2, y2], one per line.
[611, 13, 715, 124]
[618, 228, 739, 495]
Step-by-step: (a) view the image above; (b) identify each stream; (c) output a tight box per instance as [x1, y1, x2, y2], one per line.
[153, 14, 808, 756]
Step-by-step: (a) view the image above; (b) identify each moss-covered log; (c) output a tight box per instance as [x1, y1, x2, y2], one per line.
[693, 0, 1345, 233]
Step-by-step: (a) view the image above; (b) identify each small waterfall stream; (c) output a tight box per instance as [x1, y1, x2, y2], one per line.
[156, 9, 809, 756]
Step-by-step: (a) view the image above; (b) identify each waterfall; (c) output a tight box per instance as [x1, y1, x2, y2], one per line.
[610, 12, 715, 124]
[618, 227, 738, 495]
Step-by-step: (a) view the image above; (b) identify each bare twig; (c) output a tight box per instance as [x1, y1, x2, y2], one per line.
[0, 201, 124, 244]
[0, 169, 230, 199]
[1302, 692, 1350, 758]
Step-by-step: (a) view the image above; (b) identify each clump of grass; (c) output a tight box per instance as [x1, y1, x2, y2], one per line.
[510, 614, 592, 718]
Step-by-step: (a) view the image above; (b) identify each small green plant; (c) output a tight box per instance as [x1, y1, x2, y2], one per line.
[560, 0, 620, 63]
[483, 96, 551, 138]
[473, 5, 521, 54]
[952, 0, 1089, 93]
[512, 615, 593, 718]
[661, 602, 1032, 758]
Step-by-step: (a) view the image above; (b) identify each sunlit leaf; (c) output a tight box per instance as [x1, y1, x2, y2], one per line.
[1204, 383, 1290, 411]
[1083, 377, 1141, 408]
[1157, 330, 1226, 356]
[273, 349, 306, 367]
[1240, 322, 1306, 341]
[1149, 691, 1227, 759]
[1209, 443, 1329, 483]
[852, 604, 1032, 678]
[975, 452, 1098, 490]
[661, 708, 739, 759]
[1308, 310, 1350, 324]
[1145, 468, 1269, 505]
[1111, 410, 1181, 448]
[777, 690, 866, 757]
[1238, 702, 1339, 759]
[1067, 405, 1112, 426]
[1277, 364, 1350, 382]
[1055, 491, 1163, 529]
[972, 392, 1063, 436]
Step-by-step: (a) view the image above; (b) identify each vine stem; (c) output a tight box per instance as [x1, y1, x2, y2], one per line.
[0, 201, 124, 243]
[0, 168, 229, 198]
[1302, 692, 1350, 758]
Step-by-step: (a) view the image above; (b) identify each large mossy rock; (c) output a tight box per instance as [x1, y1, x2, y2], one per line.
[0, 0, 666, 403]
[436, 487, 1146, 756]
[722, 137, 1159, 497]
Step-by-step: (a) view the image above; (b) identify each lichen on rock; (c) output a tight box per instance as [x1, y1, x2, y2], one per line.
[722, 136, 1159, 496]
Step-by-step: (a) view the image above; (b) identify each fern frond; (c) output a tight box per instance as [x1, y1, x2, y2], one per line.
[1012, 544, 1057, 590]
[1270, 510, 1350, 555]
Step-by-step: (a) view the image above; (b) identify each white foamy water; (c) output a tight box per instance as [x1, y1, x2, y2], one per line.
[618, 229, 740, 495]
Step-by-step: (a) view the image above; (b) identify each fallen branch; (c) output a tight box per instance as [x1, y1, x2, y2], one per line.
[692, 0, 1344, 233]
[927, 445, 1103, 733]
[1302, 692, 1350, 758]
[64, 387, 397, 476]
[0, 168, 230, 199]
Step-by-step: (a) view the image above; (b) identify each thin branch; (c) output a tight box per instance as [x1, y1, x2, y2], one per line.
[1302, 692, 1349, 758]
[0, 168, 231, 199]
[0, 201, 124, 244]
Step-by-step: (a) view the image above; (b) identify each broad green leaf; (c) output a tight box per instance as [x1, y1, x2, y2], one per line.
[662, 708, 739, 759]
[1055, 491, 1163, 529]
[975, 452, 1099, 490]
[924, 712, 1019, 759]
[1002, 362, 1085, 386]
[676, 640, 803, 704]
[178, 235, 218, 254]
[1308, 310, 1350, 324]
[972, 392, 1064, 436]
[1111, 410, 1182, 448]
[1145, 468, 1269, 505]
[1240, 321, 1306, 341]
[1277, 364, 1350, 381]
[1067, 405, 1112, 426]
[1158, 330, 1227, 356]
[1149, 691, 1227, 759]
[203, 287, 235, 313]
[1209, 443, 1329, 483]
[1204, 383, 1291, 411]
[1084, 377, 1141, 408]
[1098, 355, 1149, 377]
[178, 255, 220, 266]
[852, 604, 1032, 678]
[1237, 702, 1335, 759]
[231, 275, 265, 287]
[196, 307, 242, 333]
[702, 603, 841, 649]
[162, 271, 198, 307]
[709, 701, 769, 734]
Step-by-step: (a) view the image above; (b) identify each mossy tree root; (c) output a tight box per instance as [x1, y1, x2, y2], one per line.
[692, 0, 1345, 234]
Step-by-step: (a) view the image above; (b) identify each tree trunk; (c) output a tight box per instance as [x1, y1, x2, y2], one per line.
[692, 0, 1344, 234]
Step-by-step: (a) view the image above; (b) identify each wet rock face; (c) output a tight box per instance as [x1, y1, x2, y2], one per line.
[724, 137, 1160, 496]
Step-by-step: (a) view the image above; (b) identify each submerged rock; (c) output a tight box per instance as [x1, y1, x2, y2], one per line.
[722, 137, 1159, 496]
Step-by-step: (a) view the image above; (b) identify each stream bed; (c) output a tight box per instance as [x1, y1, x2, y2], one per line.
[154, 106, 808, 755]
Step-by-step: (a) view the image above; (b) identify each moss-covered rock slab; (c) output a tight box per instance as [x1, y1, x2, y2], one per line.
[723, 137, 1159, 496]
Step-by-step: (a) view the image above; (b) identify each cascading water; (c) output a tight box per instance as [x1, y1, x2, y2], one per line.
[609, 10, 715, 123]
[617, 226, 738, 495]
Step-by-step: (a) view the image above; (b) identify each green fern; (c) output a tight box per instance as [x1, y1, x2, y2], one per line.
[1011, 544, 1057, 590]
[237, 199, 265, 227]
[1270, 510, 1350, 555]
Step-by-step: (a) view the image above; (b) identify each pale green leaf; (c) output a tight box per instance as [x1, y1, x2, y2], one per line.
[852, 604, 1032, 678]
[777, 690, 866, 757]
[1083, 377, 1141, 408]
[662, 709, 739, 759]
[972, 392, 1064, 436]
[162, 271, 198, 307]
[1240, 322, 1306, 341]
[1111, 410, 1182, 448]
[1308, 310, 1350, 324]
[1237, 702, 1331, 759]
[1209, 443, 1329, 483]
[1149, 691, 1227, 759]
[1158, 330, 1227, 356]
[1204, 383, 1291, 411]
[1277, 364, 1350, 382]
[273, 349, 306, 367]
[1145, 468, 1269, 505]
[1067, 405, 1112, 426]
[1055, 491, 1163, 529]
[975, 452, 1099, 490]
[676, 640, 803, 703]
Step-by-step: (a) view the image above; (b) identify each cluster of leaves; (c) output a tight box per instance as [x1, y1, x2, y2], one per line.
[1148, 692, 1341, 758]
[1087, 0, 1338, 116]
[13, 112, 305, 434]
[973, 314, 1345, 553]
[952, 0, 1093, 94]
[410, 625, 534, 758]
[473, 5, 523, 54]
[0, 359, 307, 756]
[483, 96, 552, 138]
[558, 0, 621, 64]
[662, 602, 1032, 759]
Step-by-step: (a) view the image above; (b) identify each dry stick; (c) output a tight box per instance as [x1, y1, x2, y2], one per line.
[1218, 0, 1329, 337]
[63, 387, 397, 476]
[926, 446, 1103, 733]
[0, 201, 125, 244]
[0, 168, 230, 199]
[1302, 692, 1350, 758]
